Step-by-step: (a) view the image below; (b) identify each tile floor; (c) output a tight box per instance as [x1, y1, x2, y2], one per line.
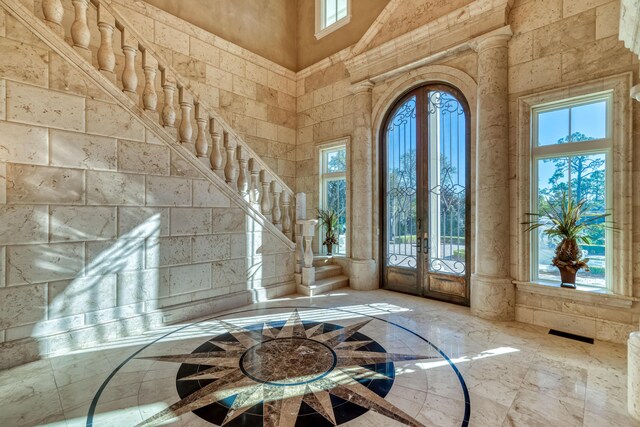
[0, 290, 638, 426]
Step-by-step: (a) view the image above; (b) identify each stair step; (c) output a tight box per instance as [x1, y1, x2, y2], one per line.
[315, 265, 343, 281]
[297, 275, 349, 297]
[312, 256, 334, 267]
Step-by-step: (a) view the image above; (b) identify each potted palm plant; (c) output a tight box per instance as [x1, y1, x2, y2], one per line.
[523, 192, 610, 288]
[317, 209, 339, 256]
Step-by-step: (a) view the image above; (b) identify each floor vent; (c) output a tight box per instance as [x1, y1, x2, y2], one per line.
[548, 329, 594, 344]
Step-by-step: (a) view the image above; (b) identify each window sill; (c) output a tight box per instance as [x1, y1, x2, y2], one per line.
[513, 280, 638, 309]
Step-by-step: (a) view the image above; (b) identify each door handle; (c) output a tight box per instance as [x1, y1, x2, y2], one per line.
[416, 237, 421, 253]
[423, 237, 429, 254]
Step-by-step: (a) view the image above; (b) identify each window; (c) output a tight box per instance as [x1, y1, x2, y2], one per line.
[530, 93, 612, 288]
[319, 144, 348, 255]
[315, 0, 350, 39]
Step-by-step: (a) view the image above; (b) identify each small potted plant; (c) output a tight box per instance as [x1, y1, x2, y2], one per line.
[523, 192, 610, 288]
[317, 209, 339, 256]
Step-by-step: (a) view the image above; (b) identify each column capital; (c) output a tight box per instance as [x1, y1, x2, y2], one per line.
[349, 80, 374, 95]
[470, 26, 512, 52]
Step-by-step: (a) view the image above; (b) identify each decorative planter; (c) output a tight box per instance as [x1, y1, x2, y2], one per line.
[559, 267, 577, 289]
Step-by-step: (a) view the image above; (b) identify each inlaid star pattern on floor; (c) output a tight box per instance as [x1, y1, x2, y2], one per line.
[134, 309, 436, 427]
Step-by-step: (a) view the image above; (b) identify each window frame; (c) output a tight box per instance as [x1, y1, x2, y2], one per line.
[530, 93, 613, 289]
[318, 139, 350, 257]
[315, 0, 351, 40]
[516, 74, 632, 296]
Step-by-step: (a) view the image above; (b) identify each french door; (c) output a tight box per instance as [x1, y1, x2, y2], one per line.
[380, 84, 470, 305]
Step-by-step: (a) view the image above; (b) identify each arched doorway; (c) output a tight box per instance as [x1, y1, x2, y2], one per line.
[380, 84, 470, 305]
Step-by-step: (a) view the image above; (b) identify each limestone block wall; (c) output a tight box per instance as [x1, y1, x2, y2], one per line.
[294, 0, 640, 342]
[0, 15, 295, 369]
[506, 0, 640, 339]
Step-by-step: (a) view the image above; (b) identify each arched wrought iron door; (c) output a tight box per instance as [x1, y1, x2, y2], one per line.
[380, 84, 470, 305]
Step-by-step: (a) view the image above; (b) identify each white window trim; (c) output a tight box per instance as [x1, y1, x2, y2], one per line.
[515, 74, 633, 297]
[318, 138, 351, 257]
[530, 92, 613, 289]
[315, 0, 351, 40]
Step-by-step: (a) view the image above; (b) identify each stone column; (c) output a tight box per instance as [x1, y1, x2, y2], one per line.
[629, 332, 640, 421]
[349, 80, 377, 290]
[470, 27, 514, 320]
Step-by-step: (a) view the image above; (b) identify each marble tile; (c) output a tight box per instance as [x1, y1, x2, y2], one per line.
[50, 129, 117, 171]
[146, 176, 192, 207]
[85, 99, 145, 142]
[192, 180, 231, 208]
[86, 170, 145, 206]
[6, 243, 84, 285]
[168, 263, 212, 295]
[210, 207, 246, 233]
[0, 79, 5, 120]
[48, 275, 117, 318]
[0, 205, 48, 245]
[49, 206, 116, 242]
[191, 234, 231, 262]
[118, 206, 170, 238]
[170, 207, 212, 236]
[155, 21, 189, 55]
[6, 81, 84, 131]
[117, 139, 170, 176]
[504, 388, 584, 426]
[146, 236, 192, 267]
[6, 164, 84, 205]
[0, 37, 48, 87]
[0, 121, 48, 165]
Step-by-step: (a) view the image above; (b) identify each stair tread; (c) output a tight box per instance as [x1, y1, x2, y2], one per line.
[313, 275, 349, 286]
[315, 265, 342, 272]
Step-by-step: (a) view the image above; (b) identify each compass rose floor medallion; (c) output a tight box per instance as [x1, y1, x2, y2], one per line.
[88, 307, 470, 426]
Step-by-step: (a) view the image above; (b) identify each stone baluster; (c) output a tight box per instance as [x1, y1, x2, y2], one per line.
[142, 50, 159, 114]
[209, 119, 224, 177]
[282, 192, 292, 237]
[294, 193, 307, 274]
[470, 27, 514, 321]
[271, 182, 282, 229]
[259, 170, 271, 216]
[42, 0, 64, 37]
[161, 71, 177, 128]
[194, 103, 208, 158]
[121, 28, 138, 99]
[178, 87, 193, 144]
[299, 219, 318, 287]
[97, 4, 116, 81]
[248, 158, 260, 205]
[236, 146, 249, 197]
[71, 0, 91, 59]
[224, 134, 238, 187]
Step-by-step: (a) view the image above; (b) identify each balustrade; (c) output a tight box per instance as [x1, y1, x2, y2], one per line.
[142, 50, 158, 113]
[248, 159, 260, 205]
[209, 119, 224, 175]
[224, 134, 238, 187]
[178, 87, 193, 144]
[237, 146, 249, 197]
[121, 29, 138, 99]
[31, 0, 299, 242]
[194, 103, 208, 158]
[161, 72, 177, 128]
[260, 170, 271, 216]
[96, 4, 116, 80]
[272, 182, 282, 229]
[42, 0, 64, 36]
[71, 0, 91, 55]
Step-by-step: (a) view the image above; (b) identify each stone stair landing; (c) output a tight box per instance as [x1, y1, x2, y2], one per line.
[297, 257, 349, 296]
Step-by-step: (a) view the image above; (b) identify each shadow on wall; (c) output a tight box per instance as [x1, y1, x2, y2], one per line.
[25, 211, 275, 359]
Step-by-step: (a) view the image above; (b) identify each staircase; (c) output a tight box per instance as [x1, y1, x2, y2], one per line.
[1, 0, 297, 247]
[297, 257, 349, 296]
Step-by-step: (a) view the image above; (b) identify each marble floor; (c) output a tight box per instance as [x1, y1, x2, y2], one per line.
[0, 290, 638, 427]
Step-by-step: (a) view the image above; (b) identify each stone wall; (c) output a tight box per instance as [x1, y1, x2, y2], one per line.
[0, 14, 295, 369]
[295, 0, 640, 342]
[506, 0, 640, 339]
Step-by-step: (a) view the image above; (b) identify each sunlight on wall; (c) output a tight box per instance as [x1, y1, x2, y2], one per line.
[32, 215, 162, 356]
